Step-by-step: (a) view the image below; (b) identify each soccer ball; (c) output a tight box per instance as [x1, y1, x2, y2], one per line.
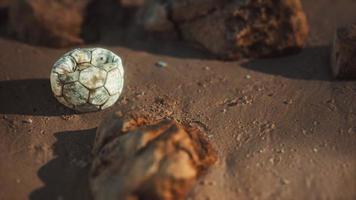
[50, 48, 124, 112]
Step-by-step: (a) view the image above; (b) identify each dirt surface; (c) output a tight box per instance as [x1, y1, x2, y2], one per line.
[0, 0, 356, 200]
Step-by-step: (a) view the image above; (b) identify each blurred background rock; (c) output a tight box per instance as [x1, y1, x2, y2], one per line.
[0, 0, 354, 61]
[0, 0, 309, 60]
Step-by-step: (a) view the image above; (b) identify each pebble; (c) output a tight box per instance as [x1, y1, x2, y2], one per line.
[279, 148, 285, 153]
[22, 118, 33, 124]
[201, 180, 217, 186]
[283, 99, 293, 105]
[281, 178, 291, 185]
[156, 61, 168, 68]
[245, 74, 251, 79]
[269, 157, 275, 164]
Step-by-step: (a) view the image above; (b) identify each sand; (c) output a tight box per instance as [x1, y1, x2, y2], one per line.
[0, 0, 356, 199]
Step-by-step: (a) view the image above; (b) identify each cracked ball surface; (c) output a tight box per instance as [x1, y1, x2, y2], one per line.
[50, 48, 124, 112]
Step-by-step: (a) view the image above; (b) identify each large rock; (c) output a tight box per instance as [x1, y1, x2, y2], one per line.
[8, 0, 91, 47]
[331, 25, 356, 79]
[139, 0, 309, 60]
[90, 112, 217, 200]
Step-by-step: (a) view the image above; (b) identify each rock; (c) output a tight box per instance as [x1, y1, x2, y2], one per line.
[136, 0, 174, 32]
[83, 0, 145, 42]
[0, 0, 11, 8]
[8, 0, 91, 47]
[22, 118, 33, 124]
[90, 112, 217, 200]
[156, 60, 168, 68]
[331, 25, 356, 78]
[139, 0, 309, 60]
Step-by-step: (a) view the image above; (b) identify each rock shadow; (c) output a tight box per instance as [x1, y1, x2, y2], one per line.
[241, 46, 333, 81]
[30, 129, 96, 200]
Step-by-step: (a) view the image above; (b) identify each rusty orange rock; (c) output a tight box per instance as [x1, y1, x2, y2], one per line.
[90, 112, 217, 200]
[139, 0, 309, 60]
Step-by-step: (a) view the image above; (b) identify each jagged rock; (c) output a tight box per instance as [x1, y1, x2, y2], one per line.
[90, 112, 217, 200]
[139, 0, 309, 60]
[8, 0, 91, 47]
[331, 25, 356, 78]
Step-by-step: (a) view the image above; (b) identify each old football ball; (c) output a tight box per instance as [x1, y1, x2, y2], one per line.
[50, 48, 124, 112]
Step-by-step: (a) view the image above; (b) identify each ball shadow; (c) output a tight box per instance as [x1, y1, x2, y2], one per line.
[0, 79, 75, 116]
[29, 129, 96, 200]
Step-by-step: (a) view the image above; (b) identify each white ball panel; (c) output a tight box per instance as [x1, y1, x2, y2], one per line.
[71, 49, 91, 64]
[89, 87, 110, 105]
[50, 72, 62, 96]
[56, 96, 74, 109]
[91, 48, 112, 67]
[53, 56, 76, 74]
[79, 67, 107, 89]
[58, 71, 79, 83]
[104, 68, 121, 95]
[63, 82, 89, 106]
[101, 93, 119, 109]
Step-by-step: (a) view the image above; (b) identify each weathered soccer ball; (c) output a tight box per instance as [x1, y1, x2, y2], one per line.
[50, 48, 124, 112]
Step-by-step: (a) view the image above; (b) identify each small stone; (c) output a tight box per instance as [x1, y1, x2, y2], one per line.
[22, 118, 33, 124]
[347, 128, 353, 134]
[208, 181, 217, 186]
[284, 99, 293, 105]
[269, 157, 275, 164]
[245, 74, 251, 79]
[277, 148, 285, 153]
[156, 60, 168, 68]
[313, 148, 318, 153]
[281, 178, 291, 185]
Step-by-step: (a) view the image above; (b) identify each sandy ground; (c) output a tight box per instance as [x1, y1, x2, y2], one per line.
[0, 0, 356, 199]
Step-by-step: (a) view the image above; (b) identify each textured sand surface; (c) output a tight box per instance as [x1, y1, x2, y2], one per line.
[0, 0, 356, 199]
